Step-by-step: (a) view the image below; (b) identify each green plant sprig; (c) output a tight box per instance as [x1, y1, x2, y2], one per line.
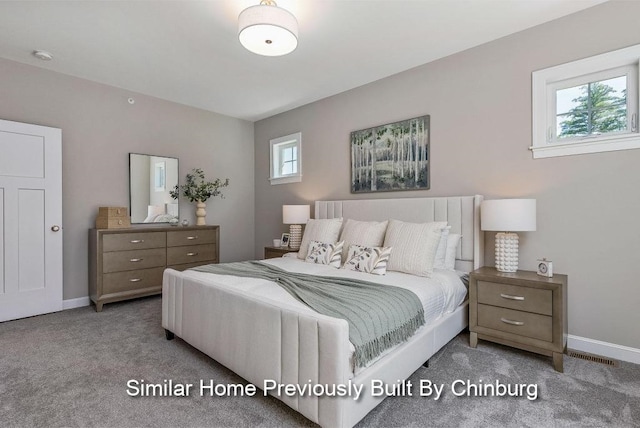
[170, 168, 230, 203]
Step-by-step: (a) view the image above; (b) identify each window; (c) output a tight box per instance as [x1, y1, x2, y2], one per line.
[532, 44, 640, 159]
[270, 132, 301, 184]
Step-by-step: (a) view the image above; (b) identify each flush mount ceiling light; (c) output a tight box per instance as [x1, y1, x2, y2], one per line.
[238, 0, 298, 57]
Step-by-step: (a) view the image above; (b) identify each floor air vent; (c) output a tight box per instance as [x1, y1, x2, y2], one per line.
[567, 350, 619, 367]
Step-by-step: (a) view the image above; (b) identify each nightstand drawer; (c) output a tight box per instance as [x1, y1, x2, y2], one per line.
[167, 229, 217, 247]
[103, 267, 164, 294]
[477, 280, 552, 316]
[478, 304, 552, 342]
[103, 248, 166, 273]
[167, 244, 217, 265]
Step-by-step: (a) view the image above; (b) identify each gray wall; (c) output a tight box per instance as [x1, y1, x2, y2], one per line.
[254, 1, 640, 349]
[0, 57, 255, 301]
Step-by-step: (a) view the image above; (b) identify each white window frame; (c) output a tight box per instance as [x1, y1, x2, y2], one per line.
[269, 132, 302, 185]
[532, 44, 640, 159]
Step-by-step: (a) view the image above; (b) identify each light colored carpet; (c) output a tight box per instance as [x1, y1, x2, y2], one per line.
[1, 295, 638, 427]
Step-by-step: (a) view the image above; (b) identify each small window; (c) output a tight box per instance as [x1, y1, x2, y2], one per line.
[532, 44, 640, 159]
[270, 132, 301, 185]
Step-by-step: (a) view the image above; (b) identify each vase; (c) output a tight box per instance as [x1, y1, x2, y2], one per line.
[195, 201, 207, 226]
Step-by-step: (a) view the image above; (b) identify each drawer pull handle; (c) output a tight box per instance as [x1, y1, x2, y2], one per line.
[500, 293, 524, 301]
[130, 239, 145, 244]
[130, 258, 143, 262]
[186, 252, 198, 257]
[129, 278, 142, 282]
[500, 317, 524, 326]
[187, 236, 198, 240]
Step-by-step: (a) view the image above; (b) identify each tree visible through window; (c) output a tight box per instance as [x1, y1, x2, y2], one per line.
[531, 44, 639, 159]
[557, 76, 627, 139]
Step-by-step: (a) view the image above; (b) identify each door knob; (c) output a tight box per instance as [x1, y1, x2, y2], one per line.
[51, 225, 61, 232]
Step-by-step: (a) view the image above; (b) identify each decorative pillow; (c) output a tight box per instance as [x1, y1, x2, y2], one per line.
[305, 240, 344, 268]
[434, 226, 452, 270]
[342, 244, 392, 275]
[383, 219, 448, 277]
[338, 219, 388, 263]
[297, 218, 343, 259]
[443, 233, 462, 271]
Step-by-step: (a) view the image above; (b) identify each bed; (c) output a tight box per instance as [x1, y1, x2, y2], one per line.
[162, 195, 483, 427]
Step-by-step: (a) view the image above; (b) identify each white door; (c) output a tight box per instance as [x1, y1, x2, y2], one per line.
[0, 119, 62, 322]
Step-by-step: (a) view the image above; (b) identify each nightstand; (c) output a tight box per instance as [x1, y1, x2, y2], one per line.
[264, 246, 297, 259]
[469, 267, 568, 372]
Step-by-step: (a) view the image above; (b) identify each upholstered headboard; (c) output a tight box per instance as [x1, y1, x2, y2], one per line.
[315, 195, 483, 272]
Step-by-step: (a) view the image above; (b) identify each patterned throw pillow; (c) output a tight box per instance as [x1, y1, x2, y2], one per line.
[342, 244, 392, 275]
[305, 240, 344, 268]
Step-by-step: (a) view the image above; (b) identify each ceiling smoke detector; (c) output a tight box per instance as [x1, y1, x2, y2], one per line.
[33, 50, 53, 61]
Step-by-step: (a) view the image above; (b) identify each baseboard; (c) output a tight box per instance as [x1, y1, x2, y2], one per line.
[568, 335, 640, 365]
[62, 296, 91, 310]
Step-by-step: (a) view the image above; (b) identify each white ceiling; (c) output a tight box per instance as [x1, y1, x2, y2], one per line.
[0, 0, 606, 121]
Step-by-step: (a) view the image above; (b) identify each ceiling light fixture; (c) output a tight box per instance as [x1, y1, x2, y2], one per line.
[238, 0, 298, 57]
[33, 50, 53, 61]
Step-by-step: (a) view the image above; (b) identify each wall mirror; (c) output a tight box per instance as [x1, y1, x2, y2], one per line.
[129, 153, 179, 224]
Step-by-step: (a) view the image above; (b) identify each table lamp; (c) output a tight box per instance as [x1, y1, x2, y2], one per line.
[282, 205, 310, 250]
[481, 199, 536, 273]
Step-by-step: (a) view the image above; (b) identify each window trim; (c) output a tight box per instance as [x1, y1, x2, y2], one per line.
[532, 44, 640, 159]
[269, 132, 302, 185]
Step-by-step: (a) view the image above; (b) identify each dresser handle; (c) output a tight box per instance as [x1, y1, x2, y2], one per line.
[186, 252, 198, 257]
[130, 239, 145, 244]
[500, 293, 524, 301]
[187, 236, 198, 240]
[129, 278, 142, 282]
[130, 258, 143, 262]
[500, 317, 524, 326]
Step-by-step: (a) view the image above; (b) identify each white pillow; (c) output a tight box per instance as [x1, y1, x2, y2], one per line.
[383, 219, 448, 277]
[342, 244, 392, 275]
[297, 218, 343, 259]
[338, 219, 388, 263]
[444, 233, 462, 271]
[305, 240, 344, 268]
[434, 226, 452, 270]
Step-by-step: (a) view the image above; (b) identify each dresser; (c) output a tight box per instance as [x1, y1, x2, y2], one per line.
[469, 267, 568, 372]
[89, 225, 219, 312]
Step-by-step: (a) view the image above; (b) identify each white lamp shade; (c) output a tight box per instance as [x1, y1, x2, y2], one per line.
[481, 199, 536, 232]
[238, 4, 298, 56]
[282, 205, 309, 224]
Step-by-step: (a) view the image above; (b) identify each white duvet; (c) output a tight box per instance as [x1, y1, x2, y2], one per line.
[177, 256, 467, 373]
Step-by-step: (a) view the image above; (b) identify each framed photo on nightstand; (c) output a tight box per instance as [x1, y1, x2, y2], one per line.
[280, 233, 290, 247]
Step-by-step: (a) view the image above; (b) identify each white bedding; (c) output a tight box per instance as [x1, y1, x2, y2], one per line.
[178, 256, 467, 374]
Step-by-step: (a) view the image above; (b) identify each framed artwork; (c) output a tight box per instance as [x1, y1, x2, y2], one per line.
[280, 233, 290, 247]
[350, 115, 430, 193]
[154, 161, 166, 192]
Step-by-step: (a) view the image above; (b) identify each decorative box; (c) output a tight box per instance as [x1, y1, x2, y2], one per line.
[95, 206, 131, 229]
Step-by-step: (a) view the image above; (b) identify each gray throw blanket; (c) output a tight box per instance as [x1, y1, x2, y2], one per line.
[191, 261, 425, 367]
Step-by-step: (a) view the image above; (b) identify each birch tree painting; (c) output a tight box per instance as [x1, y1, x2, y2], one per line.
[350, 115, 430, 193]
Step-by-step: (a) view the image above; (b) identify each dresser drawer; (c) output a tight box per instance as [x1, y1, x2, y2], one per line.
[167, 244, 216, 265]
[167, 229, 216, 247]
[103, 267, 164, 294]
[477, 304, 552, 342]
[103, 232, 166, 252]
[103, 248, 166, 273]
[477, 280, 552, 316]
